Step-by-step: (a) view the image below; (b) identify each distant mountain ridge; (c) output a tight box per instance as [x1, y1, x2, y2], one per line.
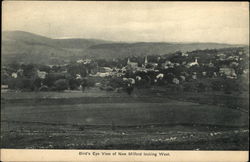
[2, 31, 245, 64]
[3, 30, 112, 49]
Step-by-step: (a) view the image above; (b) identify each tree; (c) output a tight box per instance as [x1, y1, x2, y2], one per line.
[69, 78, 81, 90]
[183, 82, 197, 92]
[53, 79, 69, 91]
[38, 65, 51, 73]
[165, 73, 175, 84]
[32, 78, 43, 90]
[211, 79, 223, 91]
[43, 73, 66, 87]
[197, 82, 206, 92]
[126, 84, 134, 95]
[15, 78, 33, 91]
[108, 77, 124, 88]
[21, 64, 36, 78]
[67, 64, 87, 77]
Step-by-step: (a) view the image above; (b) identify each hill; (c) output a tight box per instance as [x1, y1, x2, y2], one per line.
[2, 31, 245, 64]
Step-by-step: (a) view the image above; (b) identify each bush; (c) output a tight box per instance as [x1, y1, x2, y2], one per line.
[126, 85, 134, 95]
[136, 79, 151, 88]
[53, 79, 69, 91]
[183, 82, 197, 92]
[14, 78, 33, 91]
[39, 85, 49, 91]
[222, 79, 238, 94]
[69, 78, 81, 90]
[197, 82, 206, 92]
[80, 78, 95, 92]
[43, 73, 66, 87]
[211, 79, 223, 91]
[108, 77, 124, 88]
[86, 78, 95, 87]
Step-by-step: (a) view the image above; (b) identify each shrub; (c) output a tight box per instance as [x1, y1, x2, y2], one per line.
[211, 79, 223, 91]
[197, 82, 206, 92]
[15, 78, 33, 91]
[108, 77, 124, 88]
[43, 73, 66, 87]
[39, 85, 49, 91]
[54, 79, 69, 91]
[183, 82, 197, 92]
[69, 78, 81, 90]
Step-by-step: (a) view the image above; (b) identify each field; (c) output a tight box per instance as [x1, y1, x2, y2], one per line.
[1, 88, 249, 150]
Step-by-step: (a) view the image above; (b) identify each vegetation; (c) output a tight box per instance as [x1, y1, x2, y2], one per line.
[1, 47, 249, 96]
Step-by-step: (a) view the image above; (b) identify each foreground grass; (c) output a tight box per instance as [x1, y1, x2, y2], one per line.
[2, 102, 248, 127]
[1, 122, 248, 150]
[1, 90, 249, 150]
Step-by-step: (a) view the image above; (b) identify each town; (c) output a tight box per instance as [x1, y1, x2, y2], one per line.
[1, 47, 249, 95]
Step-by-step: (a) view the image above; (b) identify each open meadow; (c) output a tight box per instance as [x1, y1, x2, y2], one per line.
[1, 88, 249, 150]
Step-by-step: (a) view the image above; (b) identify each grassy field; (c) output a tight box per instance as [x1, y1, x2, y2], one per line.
[2, 102, 248, 126]
[1, 88, 249, 150]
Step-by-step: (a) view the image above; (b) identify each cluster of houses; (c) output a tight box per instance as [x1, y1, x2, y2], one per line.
[86, 52, 243, 81]
[1, 48, 248, 91]
[91, 50, 248, 88]
[9, 68, 47, 80]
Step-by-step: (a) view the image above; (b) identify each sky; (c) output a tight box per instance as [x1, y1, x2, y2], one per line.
[2, 1, 249, 44]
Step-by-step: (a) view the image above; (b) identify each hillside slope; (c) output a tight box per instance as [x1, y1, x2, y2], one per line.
[2, 31, 244, 64]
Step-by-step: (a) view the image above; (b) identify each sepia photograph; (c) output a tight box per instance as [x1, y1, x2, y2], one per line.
[1, 1, 249, 155]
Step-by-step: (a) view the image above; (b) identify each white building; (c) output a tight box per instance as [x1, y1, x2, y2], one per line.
[11, 73, 17, 78]
[187, 58, 199, 68]
[77, 59, 92, 64]
[37, 70, 47, 79]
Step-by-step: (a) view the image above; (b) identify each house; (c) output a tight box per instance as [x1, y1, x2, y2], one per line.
[11, 72, 18, 78]
[202, 72, 207, 76]
[239, 51, 244, 55]
[90, 67, 115, 77]
[192, 72, 197, 80]
[186, 58, 199, 68]
[156, 73, 164, 80]
[123, 77, 135, 85]
[219, 67, 237, 78]
[172, 78, 180, 84]
[17, 69, 24, 77]
[217, 53, 226, 59]
[77, 59, 92, 64]
[127, 58, 138, 70]
[227, 56, 239, 61]
[208, 61, 214, 68]
[1, 85, 8, 89]
[99, 67, 113, 73]
[148, 63, 158, 69]
[142, 56, 158, 69]
[182, 61, 187, 65]
[37, 70, 47, 79]
[95, 72, 111, 77]
[243, 69, 249, 74]
[213, 72, 218, 77]
[1, 85, 8, 92]
[181, 52, 189, 57]
[229, 62, 239, 68]
[179, 75, 186, 81]
[76, 74, 82, 80]
[161, 60, 173, 69]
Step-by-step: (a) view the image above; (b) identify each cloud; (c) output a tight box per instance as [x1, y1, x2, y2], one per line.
[2, 1, 249, 44]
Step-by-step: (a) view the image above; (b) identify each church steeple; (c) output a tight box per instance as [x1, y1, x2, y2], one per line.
[144, 56, 148, 65]
[195, 57, 198, 63]
[127, 58, 130, 64]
